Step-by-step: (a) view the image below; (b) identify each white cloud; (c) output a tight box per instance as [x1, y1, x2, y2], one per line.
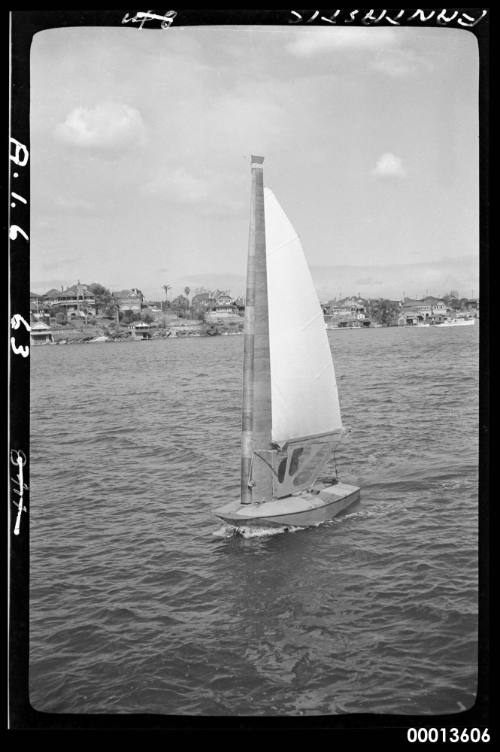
[372, 153, 406, 178]
[140, 85, 285, 214]
[370, 49, 434, 78]
[55, 103, 146, 150]
[286, 28, 400, 57]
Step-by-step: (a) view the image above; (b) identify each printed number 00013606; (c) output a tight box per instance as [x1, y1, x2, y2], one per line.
[407, 728, 490, 743]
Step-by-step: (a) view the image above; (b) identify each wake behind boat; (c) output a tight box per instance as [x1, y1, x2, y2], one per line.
[214, 156, 360, 529]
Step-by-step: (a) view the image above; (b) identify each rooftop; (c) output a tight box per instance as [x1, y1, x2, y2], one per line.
[113, 289, 142, 299]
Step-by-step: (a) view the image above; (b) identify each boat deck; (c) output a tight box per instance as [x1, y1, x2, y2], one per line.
[214, 481, 360, 528]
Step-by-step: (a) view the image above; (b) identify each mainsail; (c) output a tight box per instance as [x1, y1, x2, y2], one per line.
[264, 188, 343, 444]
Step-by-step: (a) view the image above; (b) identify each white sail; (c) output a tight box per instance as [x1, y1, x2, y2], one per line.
[264, 187, 343, 446]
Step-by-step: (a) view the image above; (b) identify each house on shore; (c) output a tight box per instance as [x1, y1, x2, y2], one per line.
[204, 293, 243, 332]
[398, 296, 448, 325]
[129, 321, 153, 340]
[30, 321, 54, 345]
[323, 297, 370, 327]
[113, 289, 143, 313]
[43, 283, 96, 319]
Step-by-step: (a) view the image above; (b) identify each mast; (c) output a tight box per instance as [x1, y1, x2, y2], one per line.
[240, 155, 273, 504]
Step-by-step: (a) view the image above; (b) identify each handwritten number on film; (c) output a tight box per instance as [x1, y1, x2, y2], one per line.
[11, 450, 28, 536]
[10, 138, 30, 357]
[10, 138, 29, 239]
[9, 142, 30, 532]
[122, 10, 177, 28]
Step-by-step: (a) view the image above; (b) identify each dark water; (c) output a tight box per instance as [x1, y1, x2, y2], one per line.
[30, 326, 478, 715]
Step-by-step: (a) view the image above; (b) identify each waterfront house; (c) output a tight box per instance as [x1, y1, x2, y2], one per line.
[325, 297, 366, 320]
[129, 321, 153, 340]
[30, 321, 54, 345]
[324, 297, 368, 327]
[399, 296, 447, 325]
[422, 296, 447, 316]
[214, 293, 233, 310]
[205, 293, 237, 317]
[204, 293, 242, 331]
[43, 283, 96, 317]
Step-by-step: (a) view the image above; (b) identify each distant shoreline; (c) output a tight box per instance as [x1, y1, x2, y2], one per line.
[31, 318, 477, 347]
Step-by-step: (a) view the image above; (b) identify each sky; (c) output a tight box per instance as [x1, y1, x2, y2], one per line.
[30, 24, 479, 301]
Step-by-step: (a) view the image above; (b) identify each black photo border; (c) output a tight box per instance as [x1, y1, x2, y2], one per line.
[7, 8, 491, 737]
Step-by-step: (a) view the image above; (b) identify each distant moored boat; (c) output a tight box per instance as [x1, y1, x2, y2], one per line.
[434, 318, 475, 327]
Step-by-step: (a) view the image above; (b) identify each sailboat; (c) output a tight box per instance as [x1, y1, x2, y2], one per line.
[214, 156, 360, 529]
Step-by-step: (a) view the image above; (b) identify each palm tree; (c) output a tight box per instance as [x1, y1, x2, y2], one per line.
[184, 286, 191, 315]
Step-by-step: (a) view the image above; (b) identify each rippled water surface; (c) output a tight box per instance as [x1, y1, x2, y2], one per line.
[30, 326, 478, 715]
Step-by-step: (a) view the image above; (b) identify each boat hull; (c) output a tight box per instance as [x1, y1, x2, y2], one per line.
[434, 318, 474, 327]
[214, 481, 360, 529]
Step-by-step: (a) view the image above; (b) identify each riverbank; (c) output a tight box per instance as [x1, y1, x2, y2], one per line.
[33, 331, 245, 345]
[31, 315, 477, 346]
[31, 318, 244, 345]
